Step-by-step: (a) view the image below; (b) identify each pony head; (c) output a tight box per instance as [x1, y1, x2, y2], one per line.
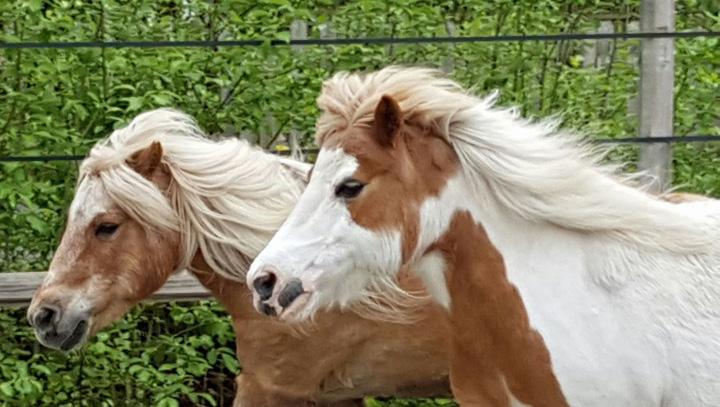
[28, 109, 306, 350]
[27, 138, 180, 351]
[247, 67, 466, 320]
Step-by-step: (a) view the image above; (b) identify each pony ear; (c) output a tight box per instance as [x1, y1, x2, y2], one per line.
[126, 141, 163, 179]
[373, 95, 403, 147]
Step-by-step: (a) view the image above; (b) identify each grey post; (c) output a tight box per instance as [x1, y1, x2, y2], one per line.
[288, 20, 308, 159]
[637, 0, 675, 192]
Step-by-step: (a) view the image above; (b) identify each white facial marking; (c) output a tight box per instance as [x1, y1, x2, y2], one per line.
[45, 177, 113, 286]
[248, 148, 403, 318]
[69, 176, 114, 226]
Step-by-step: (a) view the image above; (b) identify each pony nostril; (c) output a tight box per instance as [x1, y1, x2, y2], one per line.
[252, 271, 277, 301]
[278, 279, 304, 308]
[33, 306, 58, 331]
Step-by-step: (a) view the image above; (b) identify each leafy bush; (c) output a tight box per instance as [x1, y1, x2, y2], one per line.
[0, 0, 717, 405]
[1, 302, 238, 406]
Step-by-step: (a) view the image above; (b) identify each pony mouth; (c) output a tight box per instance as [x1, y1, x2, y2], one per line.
[60, 320, 89, 351]
[256, 291, 314, 321]
[278, 292, 313, 321]
[253, 276, 315, 321]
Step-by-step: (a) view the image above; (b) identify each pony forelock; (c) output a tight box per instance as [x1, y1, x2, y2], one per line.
[79, 108, 309, 281]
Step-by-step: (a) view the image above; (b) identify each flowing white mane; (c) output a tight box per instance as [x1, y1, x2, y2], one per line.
[80, 108, 309, 280]
[317, 66, 714, 253]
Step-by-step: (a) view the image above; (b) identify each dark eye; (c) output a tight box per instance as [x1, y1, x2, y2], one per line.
[95, 223, 119, 239]
[335, 179, 365, 199]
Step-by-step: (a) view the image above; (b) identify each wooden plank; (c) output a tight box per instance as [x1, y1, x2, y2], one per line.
[637, 0, 675, 193]
[0, 270, 211, 308]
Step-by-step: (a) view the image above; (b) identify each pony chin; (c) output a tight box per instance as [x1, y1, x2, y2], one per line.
[294, 233, 407, 321]
[278, 292, 319, 322]
[282, 267, 368, 321]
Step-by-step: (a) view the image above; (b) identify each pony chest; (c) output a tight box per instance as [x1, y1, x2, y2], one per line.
[417, 210, 666, 406]
[232, 315, 379, 393]
[418, 211, 568, 406]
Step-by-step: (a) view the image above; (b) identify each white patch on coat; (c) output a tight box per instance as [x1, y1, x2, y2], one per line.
[412, 172, 720, 406]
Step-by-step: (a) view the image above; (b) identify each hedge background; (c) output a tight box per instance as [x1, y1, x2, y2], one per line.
[0, 0, 718, 405]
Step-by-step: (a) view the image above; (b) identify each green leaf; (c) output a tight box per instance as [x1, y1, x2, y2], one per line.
[221, 353, 240, 373]
[128, 365, 144, 375]
[0, 382, 14, 398]
[156, 397, 179, 407]
[196, 392, 218, 406]
[275, 31, 291, 43]
[137, 370, 152, 382]
[150, 94, 173, 106]
[124, 97, 145, 111]
[26, 0, 42, 11]
[31, 364, 52, 376]
[25, 214, 48, 234]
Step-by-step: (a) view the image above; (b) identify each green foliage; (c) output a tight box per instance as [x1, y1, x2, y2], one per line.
[366, 398, 458, 407]
[0, 0, 718, 406]
[0, 302, 238, 406]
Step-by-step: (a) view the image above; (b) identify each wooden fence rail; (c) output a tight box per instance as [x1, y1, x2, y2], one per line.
[0, 271, 211, 308]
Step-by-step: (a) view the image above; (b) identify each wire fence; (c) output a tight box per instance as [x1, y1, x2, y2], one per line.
[2, 135, 719, 163]
[1, 30, 718, 50]
[1, 29, 718, 163]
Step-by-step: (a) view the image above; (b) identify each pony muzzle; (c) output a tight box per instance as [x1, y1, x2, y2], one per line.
[251, 269, 307, 317]
[27, 301, 90, 351]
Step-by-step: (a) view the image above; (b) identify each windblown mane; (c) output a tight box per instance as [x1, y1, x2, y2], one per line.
[80, 109, 309, 281]
[317, 66, 714, 253]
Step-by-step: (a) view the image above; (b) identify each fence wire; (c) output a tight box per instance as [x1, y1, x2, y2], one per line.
[1, 30, 718, 50]
[1, 135, 719, 163]
[1, 29, 718, 163]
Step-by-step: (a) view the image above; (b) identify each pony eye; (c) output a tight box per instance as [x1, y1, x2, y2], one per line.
[335, 179, 365, 199]
[95, 223, 119, 239]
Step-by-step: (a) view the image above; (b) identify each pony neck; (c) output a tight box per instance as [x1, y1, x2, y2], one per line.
[188, 251, 262, 321]
[416, 174, 572, 405]
[414, 170, 597, 315]
[417, 173, 568, 272]
[427, 210, 568, 405]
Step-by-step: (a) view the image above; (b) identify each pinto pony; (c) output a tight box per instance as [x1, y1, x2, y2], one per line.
[248, 67, 720, 406]
[26, 109, 451, 406]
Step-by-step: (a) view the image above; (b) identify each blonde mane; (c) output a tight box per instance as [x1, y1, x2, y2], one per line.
[80, 108, 309, 281]
[317, 66, 714, 253]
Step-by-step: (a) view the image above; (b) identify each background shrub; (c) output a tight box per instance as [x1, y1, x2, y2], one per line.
[1, 1, 717, 405]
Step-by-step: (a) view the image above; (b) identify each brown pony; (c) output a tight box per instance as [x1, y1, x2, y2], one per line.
[26, 109, 450, 406]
